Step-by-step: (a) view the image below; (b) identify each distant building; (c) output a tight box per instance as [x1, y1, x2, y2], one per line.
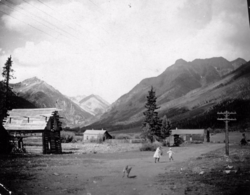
[83, 129, 112, 141]
[169, 129, 206, 145]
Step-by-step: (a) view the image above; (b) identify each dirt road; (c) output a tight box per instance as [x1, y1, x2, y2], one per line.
[0, 143, 226, 195]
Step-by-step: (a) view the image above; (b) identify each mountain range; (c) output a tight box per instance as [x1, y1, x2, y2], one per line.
[3, 56, 250, 131]
[10, 77, 109, 127]
[87, 57, 250, 131]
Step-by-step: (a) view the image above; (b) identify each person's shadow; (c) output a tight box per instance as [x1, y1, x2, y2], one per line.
[128, 175, 137, 178]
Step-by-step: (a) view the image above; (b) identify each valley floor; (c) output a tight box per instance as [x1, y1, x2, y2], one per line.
[0, 142, 250, 195]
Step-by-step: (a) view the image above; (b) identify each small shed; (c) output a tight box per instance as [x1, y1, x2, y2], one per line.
[170, 129, 206, 144]
[83, 129, 112, 141]
[3, 108, 63, 154]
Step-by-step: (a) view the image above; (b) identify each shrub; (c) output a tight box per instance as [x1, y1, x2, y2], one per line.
[61, 131, 76, 143]
[74, 136, 82, 143]
[132, 134, 142, 139]
[130, 139, 144, 143]
[162, 139, 170, 147]
[115, 134, 132, 140]
[139, 142, 162, 151]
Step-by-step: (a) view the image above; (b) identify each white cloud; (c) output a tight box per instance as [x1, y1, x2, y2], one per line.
[1, 0, 249, 103]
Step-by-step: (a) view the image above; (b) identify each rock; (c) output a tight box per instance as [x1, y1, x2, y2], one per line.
[226, 165, 233, 169]
[192, 167, 202, 174]
[53, 172, 59, 176]
[224, 170, 231, 174]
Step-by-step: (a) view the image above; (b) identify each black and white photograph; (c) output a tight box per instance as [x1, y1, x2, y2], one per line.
[0, 0, 250, 194]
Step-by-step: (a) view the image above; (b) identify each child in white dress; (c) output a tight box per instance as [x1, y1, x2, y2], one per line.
[167, 148, 174, 161]
[153, 146, 162, 163]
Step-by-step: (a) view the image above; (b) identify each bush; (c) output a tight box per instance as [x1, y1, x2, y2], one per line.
[132, 134, 142, 139]
[115, 134, 132, 140]
[162, 140, 170, 147]
[61, 131, 76, 143]
[74, 136, 82, 143]
[139, 142, 162, 151]
[130, 139, 144, 143]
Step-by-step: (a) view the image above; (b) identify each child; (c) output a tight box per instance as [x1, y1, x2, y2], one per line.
[153, 146, 162, 163]
[167, 148, 174, 161]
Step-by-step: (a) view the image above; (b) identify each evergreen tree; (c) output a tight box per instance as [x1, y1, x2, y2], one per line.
[142, 87, 162, 142]
[141, 123, 154, 143]
[1, 56, 15, 119]
[161, 115, 171, 139]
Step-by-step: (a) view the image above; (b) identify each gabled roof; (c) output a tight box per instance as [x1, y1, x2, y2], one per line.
[171, 129, 205, 135]
[3, 108, 59, 131]
[84, 130, 107, 135]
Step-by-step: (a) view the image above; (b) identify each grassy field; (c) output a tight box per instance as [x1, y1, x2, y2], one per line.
[21, 131, 250, 154]
[0, 141, 250, 195]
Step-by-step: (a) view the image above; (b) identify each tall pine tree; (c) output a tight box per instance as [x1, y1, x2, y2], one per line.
[142, 87, 162, 142]
[1, 56, 15, 119]
[161, 115, 171, 139]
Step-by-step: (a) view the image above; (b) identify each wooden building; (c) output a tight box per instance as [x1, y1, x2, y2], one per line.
[3, 108, 63, 154]
[83, 129, 112, 141]
[169, 129, 207, 146]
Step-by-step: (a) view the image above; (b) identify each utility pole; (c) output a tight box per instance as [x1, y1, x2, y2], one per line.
[217, 111, 236, 156]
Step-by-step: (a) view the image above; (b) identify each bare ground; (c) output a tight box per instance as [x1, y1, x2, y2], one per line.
[1, 142, 250, 195]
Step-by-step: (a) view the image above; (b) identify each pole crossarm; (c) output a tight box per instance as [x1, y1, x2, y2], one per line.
[217, 111, 236, 115]
[217, 118, 236, 121]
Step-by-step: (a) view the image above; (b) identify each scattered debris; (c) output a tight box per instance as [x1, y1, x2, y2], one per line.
[226, 165, 234, 169]
[53, 172, 59, 176]
[192, 166, 203, 174]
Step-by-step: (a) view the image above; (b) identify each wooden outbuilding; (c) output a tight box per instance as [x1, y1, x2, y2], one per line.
[83, 129, 112, 141]
[169, 129, 207, 146]
[3, 108, 63, 154]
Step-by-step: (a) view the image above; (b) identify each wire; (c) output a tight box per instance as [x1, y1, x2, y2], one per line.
[0, 1, 68, 39]
[21, 0, 80, 40]
[33, 0, 107, 43]
[0, 9, 56, 39]
[36, 0, 53, 11]
[1, 0, 106, 50]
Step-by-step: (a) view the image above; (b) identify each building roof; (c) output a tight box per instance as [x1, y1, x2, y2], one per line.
[171, 129, 205, 135]
[84, 130, 107, 135]
[3, 108, 59, 131]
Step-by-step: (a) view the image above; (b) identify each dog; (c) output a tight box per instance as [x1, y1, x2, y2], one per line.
[122, 165, 132, 178]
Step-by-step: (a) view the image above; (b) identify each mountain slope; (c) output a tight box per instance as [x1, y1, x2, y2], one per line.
[68, 95, 86, 104]
[0, 81, 36, 112]
[88, 57, 248, 131]
[11, 77, 94, 127]
[79, 94, 110, 116]
[231, 58, 247, 69]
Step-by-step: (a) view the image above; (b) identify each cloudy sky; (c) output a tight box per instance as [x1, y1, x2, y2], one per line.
[0, 0, 249, 103]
